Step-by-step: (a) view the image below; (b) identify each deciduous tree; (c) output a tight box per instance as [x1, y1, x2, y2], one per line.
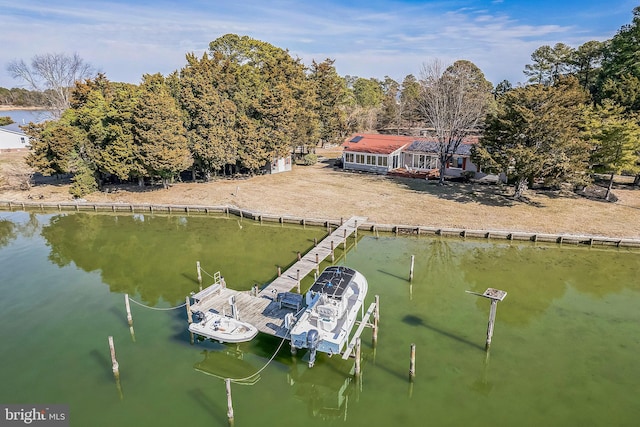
[418, 59, 492, 185]
[7, 52, 95, 116]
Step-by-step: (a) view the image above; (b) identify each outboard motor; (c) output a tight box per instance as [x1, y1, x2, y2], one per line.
[307, 329, 320, 368]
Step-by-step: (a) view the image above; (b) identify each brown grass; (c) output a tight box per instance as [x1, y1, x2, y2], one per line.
[2, 149, 640, 238]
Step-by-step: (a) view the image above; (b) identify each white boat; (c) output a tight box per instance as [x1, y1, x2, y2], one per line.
[289, 266, 368, 367]
[189, 310, 258, 343]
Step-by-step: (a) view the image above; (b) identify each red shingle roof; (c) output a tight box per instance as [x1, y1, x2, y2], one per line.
[342, 134, 478, 154]
[342, 134, 411, 154]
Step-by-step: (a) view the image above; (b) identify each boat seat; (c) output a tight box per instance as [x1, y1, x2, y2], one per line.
[278, 292, 303, 311]
[193, 283, 222, 302]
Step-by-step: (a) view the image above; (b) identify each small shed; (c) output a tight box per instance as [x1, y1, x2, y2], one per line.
[267, 155, 292, 174]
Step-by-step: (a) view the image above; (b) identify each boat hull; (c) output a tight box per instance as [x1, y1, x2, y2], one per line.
[189, 311, 258, 343]
[290, 266, 368, 358]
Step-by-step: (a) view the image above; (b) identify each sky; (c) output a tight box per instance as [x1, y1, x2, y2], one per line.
[0, 0, 637, 89]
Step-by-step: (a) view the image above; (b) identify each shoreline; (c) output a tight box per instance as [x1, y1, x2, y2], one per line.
[2, 151, 640, 240]
[2, 200, 640, 247]
[0, 105, 49, 111]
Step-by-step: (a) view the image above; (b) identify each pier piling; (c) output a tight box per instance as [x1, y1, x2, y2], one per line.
[409, 255, 415, 282]
[108, 336, 120, 379]
[124, 294, 133, 327]
[330, 240, 335, 263]
[372, 295, 380, 345]
[225, 378, 234, 425]
[196, 261, 202, 291]
[486, 299, 498, 350]
[185, 296, 193, 324]
[354, 337, 362, 376]
[409, 343, 416, 382]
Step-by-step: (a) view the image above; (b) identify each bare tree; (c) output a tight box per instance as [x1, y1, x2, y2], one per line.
[418, 59, 492, 185]
[7, 52, 95, 117]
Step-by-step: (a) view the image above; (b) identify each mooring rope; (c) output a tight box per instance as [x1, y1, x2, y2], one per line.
[199, 267, 217, 280]
[229, 334, 290, 385]
[128, 296, 187, 311]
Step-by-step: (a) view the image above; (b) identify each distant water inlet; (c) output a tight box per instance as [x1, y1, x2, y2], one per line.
[0, 211, 638, 427]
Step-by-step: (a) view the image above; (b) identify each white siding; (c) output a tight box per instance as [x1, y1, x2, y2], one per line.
[0, 128, 29, 150]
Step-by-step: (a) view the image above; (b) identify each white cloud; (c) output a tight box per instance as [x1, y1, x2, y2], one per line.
[0, 0, 631, 89]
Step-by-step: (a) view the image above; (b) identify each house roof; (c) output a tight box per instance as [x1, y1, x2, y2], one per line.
[342, 134, 411, 154]
[405, 140, 473, 156]
[343, 133, 478, 156]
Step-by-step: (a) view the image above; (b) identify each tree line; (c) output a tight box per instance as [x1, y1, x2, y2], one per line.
[473, 7, 640, 199]
[14, 7, 640, 199]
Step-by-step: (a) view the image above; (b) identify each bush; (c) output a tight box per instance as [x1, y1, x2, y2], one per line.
[303, 153, 318, 165]
[69, 163, 98, 198]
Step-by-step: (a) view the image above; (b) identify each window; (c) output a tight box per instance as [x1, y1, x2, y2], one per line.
[355, 154, 365, 164]
[450, 156, 464, 169]
[345, 153, 354, 163]
[412, 154, 437, 170]
[366, 155, 376, 165]
[378, 156, 388, 167]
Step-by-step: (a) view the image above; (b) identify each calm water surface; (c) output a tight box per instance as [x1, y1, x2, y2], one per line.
[0, 211, 638, 427]
[0, 109, 52, 132]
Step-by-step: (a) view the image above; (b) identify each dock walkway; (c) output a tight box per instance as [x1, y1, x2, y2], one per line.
[258, 216, 367, 298]
[190, 216, 368, 339]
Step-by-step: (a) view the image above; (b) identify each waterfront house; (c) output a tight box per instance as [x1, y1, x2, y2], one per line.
[341, 134, 481, 178]
[341, 134, 409, 174]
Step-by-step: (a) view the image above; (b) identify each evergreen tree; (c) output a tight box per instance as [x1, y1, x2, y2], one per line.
[207, 34, 318, 173]
[583, 101, 640, 199]
[180, 53, 238, 180]
[473, 77, 590, 199]
[72, 75, 142, 184]
[133, 74, 192, 188]
[597, 7, 640, 112]
[378, 76, 400, 131]
[309, 59, 348, 145]
[400, 74, 421, 132]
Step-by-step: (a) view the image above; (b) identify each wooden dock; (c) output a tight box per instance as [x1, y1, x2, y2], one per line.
[189, 216, 368, 339]
[257, 216, 367, 298]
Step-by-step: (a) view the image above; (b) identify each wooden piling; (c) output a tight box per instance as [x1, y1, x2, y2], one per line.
[225, 378, 234, 424]
[185, 296, 193, 324]
[124, 294, 133, 327]
[409, 343, 416, 382]
[409, 255, 415, 282]
[314, 237, 317, 247]
[372, 295, 380, 345]
[330, 240, 335, 263]
[277, 266, 282, 277]
[108, 336, 119, 379]
[196, 261, 202, 290]
[297, 251, 301, 261]
[354, 337, 361, 376]
[486, 299, 498, 351]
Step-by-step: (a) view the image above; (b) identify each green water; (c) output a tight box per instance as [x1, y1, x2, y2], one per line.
[0, 211, 638, 427]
